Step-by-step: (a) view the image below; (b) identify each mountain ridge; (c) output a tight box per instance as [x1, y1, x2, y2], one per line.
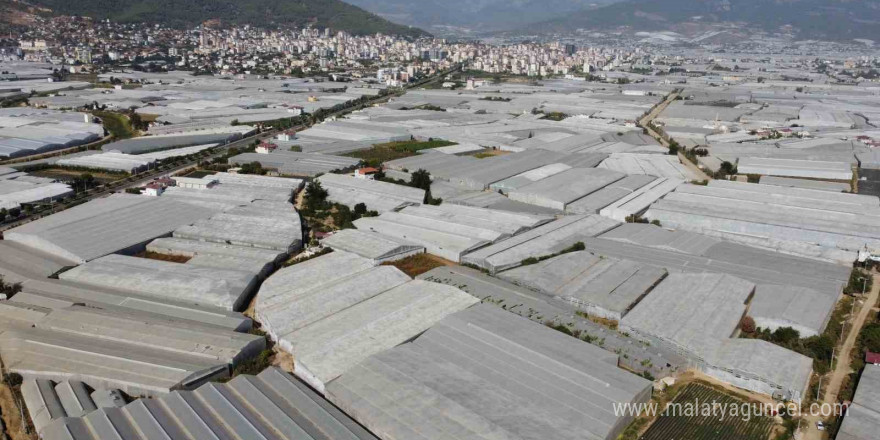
[344, 0, 622, 33]
[0, 0, 429, 37]
[528, 0, 880, 41]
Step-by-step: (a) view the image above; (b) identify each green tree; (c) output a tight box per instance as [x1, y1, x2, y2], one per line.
[304, 180, 329, 212]
[74, 173, 96, 192]
[861, 323, 880, 353]
[804, 335, 835, 372]
[771, 327, 801, 346]
[353, 203, 367, 217]
[129, 112, 147, 131]
[718, 161, 737, 176]
[332, 204, 355, 229]
[410, 169, 432, 191]
[239, 162, 267, 175]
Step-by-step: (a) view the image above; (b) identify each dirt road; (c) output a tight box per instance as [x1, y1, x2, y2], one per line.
[639, 91, 712, 181]
[638, 91, 679, 130]
[799, 273, 879, 440]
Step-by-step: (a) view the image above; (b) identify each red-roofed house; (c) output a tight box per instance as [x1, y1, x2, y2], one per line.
[354, 167, 380, 180]
[143, 182, 165, 197]
[256, 142, 278, 154]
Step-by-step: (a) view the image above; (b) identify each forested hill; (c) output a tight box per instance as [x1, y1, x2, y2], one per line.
[3, 0, 429, 37]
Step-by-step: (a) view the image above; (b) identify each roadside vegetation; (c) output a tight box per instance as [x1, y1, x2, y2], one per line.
[740, 296, 853, 375]
[836, 306, 880, 406]
[844, 268, 873, 295]
[23, 165, 126, 185]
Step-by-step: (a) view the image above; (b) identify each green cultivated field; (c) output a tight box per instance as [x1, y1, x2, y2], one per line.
[640, 384, 774, 440]
[344, 139, 456, 167]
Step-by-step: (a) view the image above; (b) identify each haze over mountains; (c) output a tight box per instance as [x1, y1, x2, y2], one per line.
[2, 0, 879, 41]
[350, 0, 880, 41]
[531, 0, 880, 41]
[344, 0, 621, 33]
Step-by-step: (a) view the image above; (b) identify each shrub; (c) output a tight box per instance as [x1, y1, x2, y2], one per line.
[546, 322, 573, 336]
[771, 327, 801, 346]
[563, 242, 586, 253]
[0, 276, 22, 297]
[5, 372, 22, 387]
[844, 269, 872, 295]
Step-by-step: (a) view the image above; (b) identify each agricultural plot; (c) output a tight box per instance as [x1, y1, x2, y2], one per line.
[641, 384, 774, 440]
[344, 139, 456, 166]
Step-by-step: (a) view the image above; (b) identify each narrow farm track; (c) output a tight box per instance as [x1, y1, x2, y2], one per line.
[800, 273, 880, 440]
[638, 91, 712, 181]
